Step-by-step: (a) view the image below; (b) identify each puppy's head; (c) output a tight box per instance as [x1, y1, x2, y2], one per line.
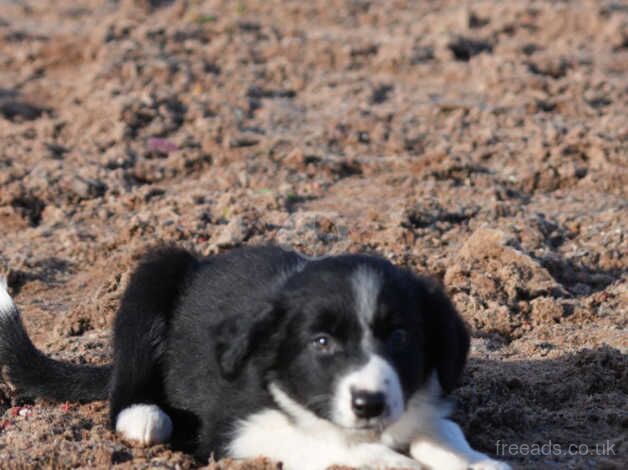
[216, 253, 469, 432]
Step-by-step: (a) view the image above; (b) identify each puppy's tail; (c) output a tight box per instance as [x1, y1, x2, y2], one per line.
[0, 278, 111, 402]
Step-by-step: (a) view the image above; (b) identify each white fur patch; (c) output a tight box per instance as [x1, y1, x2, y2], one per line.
[0, 278, 16, 320]
[379, 373, 512, 470]
[268, 382, 335, 432]
[230, 384, 344, 469]
[469, 459, 513, 470]
[115, 404, 173, 445]
[382, 372, 511, 470]
[351, 266, 382, 325]
[333, 354, 404, 429]
[230, 383, 421, 470]
[382, 371, 451, 448]
[410, 417, 511, 470]
[232, 378, 506, 470]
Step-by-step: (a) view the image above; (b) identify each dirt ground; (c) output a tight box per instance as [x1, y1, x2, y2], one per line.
[0, 0, 626, 468]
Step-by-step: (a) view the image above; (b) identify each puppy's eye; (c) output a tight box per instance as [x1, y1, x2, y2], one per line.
[311, 334, 337, 354]
[388, 329, 408, 351]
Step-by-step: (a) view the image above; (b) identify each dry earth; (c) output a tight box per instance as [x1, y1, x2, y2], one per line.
[0, 0, 626, 469]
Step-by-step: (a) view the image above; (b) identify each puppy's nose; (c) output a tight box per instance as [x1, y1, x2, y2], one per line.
[351, 390, 386, 419]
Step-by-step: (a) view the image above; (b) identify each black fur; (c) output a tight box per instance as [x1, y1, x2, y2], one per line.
[0, 245, 470, 461]
[108, 246, 198, 425]
[0, 296, 110, 402]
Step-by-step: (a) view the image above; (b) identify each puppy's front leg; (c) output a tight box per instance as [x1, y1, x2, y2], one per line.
[229, 408, 421, 470]
[347, 442, 423, 470]
[409, 418, 510, 470]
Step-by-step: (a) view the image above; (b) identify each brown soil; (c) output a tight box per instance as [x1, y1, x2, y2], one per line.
[0, 1, 626, 469]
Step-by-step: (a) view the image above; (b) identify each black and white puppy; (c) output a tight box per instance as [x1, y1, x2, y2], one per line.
[0, 246, 510, 469]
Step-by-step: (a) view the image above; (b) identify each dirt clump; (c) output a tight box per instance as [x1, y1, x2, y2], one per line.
[0, 0, 626, 468]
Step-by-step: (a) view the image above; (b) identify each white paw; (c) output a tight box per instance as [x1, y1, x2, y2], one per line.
[469, 459, 511, 470]
[354, 443, 422, 469]
[115, 404, 173, 445]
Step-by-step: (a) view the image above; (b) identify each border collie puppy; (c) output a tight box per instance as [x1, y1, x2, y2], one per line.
[0, 246, 510, 469]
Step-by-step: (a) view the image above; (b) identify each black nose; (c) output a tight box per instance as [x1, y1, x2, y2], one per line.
[351, 390, 386, 419]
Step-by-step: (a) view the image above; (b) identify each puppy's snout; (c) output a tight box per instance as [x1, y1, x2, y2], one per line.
[351, 390, 386, 419]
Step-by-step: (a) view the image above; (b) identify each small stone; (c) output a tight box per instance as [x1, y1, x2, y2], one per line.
[70, 176, 107, 200]
[147, 137, 178, 155]
[0, 100, 49, 121]
[226, 133, 260, 148]
[212, 216, 247, 248]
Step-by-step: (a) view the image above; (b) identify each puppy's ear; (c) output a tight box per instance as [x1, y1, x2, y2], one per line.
[214, 303, 282, 379]
[422, 281, 470, 394]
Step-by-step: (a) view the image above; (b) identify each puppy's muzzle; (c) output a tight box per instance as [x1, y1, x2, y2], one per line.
[351, 389, 386, 419]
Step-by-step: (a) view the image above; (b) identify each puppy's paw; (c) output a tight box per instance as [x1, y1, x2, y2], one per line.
[353, 443, 422, 469]
[115, 404, 173, 445]
[469, 459, 511, 470]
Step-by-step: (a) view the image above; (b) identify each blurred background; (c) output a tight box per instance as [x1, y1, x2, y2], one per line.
[0, 1, 626, 468]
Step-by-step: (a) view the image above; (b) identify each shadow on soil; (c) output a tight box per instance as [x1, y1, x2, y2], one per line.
[454, 346, 626, 469]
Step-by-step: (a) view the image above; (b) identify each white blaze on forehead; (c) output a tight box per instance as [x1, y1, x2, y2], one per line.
[333, 354, 404, 428]
[351, 266, 382, 326]
[348, 354, 400, 393]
